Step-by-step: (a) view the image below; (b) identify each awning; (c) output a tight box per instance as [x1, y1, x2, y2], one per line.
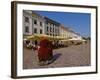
[23, 35, 70, 41]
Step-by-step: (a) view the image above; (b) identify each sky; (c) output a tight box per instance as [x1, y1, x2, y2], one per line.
[35, 11, 91, 37]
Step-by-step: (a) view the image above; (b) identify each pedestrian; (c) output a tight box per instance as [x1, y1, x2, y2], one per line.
[37, 39, 50, 66]
[32, 44, 36, 53]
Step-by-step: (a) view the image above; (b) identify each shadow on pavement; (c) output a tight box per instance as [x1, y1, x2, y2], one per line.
[48, 53, 62, 64]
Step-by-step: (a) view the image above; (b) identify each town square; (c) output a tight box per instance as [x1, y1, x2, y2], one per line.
[23, 10, 91, 69]
[23, 40, 90, 69]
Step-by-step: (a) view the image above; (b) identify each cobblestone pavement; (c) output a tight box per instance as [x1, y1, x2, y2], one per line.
[23, 42, 90, 69]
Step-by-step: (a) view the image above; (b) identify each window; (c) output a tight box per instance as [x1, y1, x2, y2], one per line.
[25, 26, 29, 33]
[34, 20, 37, 24]
[53, 28, 54, 32]
[50, 27, 52, 32]
[40, 22, 42, 26]
[25, 17, 29, 23]
[40, 29, 42, 34]
[47, 26, 48, 31]
[34, 28, 37, 33]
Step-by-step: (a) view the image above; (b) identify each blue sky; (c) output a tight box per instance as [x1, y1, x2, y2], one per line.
[35, 11, 91, 37]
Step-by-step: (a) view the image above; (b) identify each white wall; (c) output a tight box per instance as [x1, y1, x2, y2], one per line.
[0, 0, 100, 80]
[23, 10, 33, 35]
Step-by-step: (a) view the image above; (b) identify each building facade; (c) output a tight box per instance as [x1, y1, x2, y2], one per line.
[23, 10, 83, 46]
[44, 17, 60, 38]
[23, 10, 45, 36]
[59, 25, 71, 39]
[23, 10, 46, 45]
[68, 30, 82, 40]
[23, 10, 33, 36]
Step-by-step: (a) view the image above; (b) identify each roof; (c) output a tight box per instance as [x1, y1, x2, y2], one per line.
[44, 17, 60, 26]
[32, 11, 44, 19]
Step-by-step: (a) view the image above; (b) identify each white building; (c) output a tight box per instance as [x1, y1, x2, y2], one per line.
[68, 30, 82, 40]
[23, 10, 45, 36]
[23, 10, 84, 46]
[59, 25, 71, 39]
[23, 10, 33, 36]
[44, 17, 60, 38]
[32, 12, 45, 35]
[23, 10, 46, 45]
[44, 17, 60, 45]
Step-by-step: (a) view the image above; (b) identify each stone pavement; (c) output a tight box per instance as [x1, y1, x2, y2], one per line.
[23, 42, 90, 69]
